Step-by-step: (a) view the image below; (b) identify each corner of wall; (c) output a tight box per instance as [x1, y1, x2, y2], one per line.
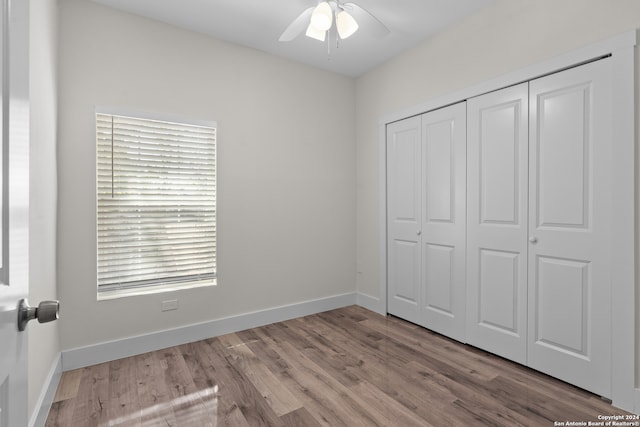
[356, 292, 385, 315]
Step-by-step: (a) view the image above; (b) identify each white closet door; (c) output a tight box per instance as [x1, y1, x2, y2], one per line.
[387, 116, 422, 324]
[528, 59, 612, 397]
[466, 83, 529, 364]
[420, 103, 466, 341]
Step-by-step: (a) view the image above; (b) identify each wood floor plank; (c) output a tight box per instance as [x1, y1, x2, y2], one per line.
[349, 380, 435, 427]
[134, 350, 178, 427]
[308, 320, 478, 425]
[304, 314, 473, 426]
[179, 341, 250, 426]
[235, 328, 291, 374]
[204, 337, 283, 426]
[257, 322, 438, 427]
[279, 407, 322, 427]
[273, 320, 362, 390]
[360, 316, 500, 381]
[249, 326, 371, 426]
[46, 306, 631, 426]
[407, 360, 534, 427]
[108, 357, 142, 426]
[285, 317, 365, 388]
[359, 311, 605, 425]
[52, 368, 83, 403]
[315, 324, 490, 427]
[71, 363, 110, 426]
[44, 399, 75, 427]
[486, 374, 604, 424]
[219, 333, 303, 417]
[161, 345, 218, 426]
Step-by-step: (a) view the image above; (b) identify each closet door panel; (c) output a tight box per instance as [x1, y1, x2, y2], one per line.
[536, 87, 590, 228]
[467, 83, 529, 364]
[480, 107, 520, 225]
[389, 239, 421, 303]
[387, 116, 422, 324]
[528, 59, 612, 398]
[478, 249, 520, 333]
[424, 120, 453, 222]
[421, 102, 467, 342]
[535, 256, 589, 355]
[423, 243, 454, 314]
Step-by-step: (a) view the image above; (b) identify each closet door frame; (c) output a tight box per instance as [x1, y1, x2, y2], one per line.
[378, 31, 636, 412]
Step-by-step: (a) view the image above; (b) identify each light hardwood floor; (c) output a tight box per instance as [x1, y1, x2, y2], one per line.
[46, 305, 630, 426]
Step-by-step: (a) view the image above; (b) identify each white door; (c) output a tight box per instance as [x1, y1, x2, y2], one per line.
[0, 1, 30, 426]
[419, 103, 466, 341]
[387, 103, 466, 340]
[466, 83, 529, 364]
[387, 116, 422, 324]
[527, 59, 612, 397]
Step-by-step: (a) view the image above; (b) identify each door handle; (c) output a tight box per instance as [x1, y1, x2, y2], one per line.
[17, 299, 59, 331]
[416, 230, 422, 236]
[529, 236, 538, 244]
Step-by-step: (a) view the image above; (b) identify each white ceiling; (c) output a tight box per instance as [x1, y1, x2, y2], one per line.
[90, 0, 495, 77]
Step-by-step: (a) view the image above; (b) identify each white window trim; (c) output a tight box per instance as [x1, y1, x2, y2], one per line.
[95, 106, 217, 130]
[97, 278, 217, 301]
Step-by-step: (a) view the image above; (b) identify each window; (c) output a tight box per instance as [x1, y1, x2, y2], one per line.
[96, 111, 216, 296]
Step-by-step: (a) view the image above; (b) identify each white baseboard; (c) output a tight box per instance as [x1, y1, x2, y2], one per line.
[29, 353, 62, 427]
[356, 292, 385, 315]
[62, 292, 357, 371]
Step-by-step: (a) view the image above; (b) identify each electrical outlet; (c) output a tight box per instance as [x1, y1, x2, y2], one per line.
[161, 299, 178, 311]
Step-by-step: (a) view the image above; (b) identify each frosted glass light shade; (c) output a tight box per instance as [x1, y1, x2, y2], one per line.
[305, 23, 326, 41]
[336, 10, 358, 39]
[310, 2, 333, 31]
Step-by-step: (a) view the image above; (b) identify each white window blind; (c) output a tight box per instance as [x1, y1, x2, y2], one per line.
[96, 113, 216, 293]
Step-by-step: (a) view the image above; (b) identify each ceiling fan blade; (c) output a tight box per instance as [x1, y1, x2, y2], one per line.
[343, 2, 390, 38]
[279, 7, 314, 42]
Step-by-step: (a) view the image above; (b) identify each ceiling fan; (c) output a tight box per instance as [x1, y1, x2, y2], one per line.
[279, 0, 390, 44]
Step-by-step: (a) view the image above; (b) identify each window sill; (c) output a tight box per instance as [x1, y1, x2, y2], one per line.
[97, 278, 216, 301]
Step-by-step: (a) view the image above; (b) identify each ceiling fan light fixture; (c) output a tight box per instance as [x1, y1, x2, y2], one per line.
[310, 1, 333, 31]
[336, 10, 358, 39]
[305, 22, 326, 41]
